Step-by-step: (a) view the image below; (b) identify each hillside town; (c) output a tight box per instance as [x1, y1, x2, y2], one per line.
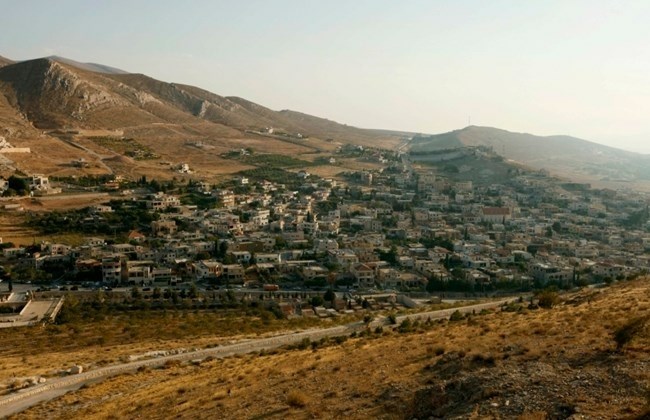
[1, 147, 649, 311]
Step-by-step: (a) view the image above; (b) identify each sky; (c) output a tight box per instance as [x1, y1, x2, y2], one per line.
[2, 0, 650, 153]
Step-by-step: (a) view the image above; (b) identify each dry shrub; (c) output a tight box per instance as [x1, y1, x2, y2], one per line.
[286, 390, 310, 408]
[614, 315, 649, 350]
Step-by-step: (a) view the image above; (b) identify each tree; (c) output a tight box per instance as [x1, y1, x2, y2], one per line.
[377, 246, 398, 266]
[323, 289, 336, 302]
[215, 241, 228, 259]
[310, 296, 324, 307]
[188, 283, 198, 299]
[7, 176, 29, 196]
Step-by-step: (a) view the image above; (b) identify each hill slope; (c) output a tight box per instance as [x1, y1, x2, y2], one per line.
[411, 126, 650, 187]
[8, 280, 649, 419]
[46, 56, 129, 74]
[0, 55, 405, 180]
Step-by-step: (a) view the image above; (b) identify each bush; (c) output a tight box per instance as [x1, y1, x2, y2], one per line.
[398, 318, 413, 333]
[449, 310, 464, 322]
[614, 316, 648, 351]
[536, 290, 560, 309]
[286, 390, 310, 408]
[310, 296, 324, 307]
[387, 313, 397, 324]
[296, 337, 311, 350]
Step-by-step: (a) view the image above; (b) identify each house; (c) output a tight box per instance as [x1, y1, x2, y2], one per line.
[229, 251, 252, 264]
[194, 260, 223, 279]
[302, 265, 328, 282]
[152, 220, 177, 236]
[351, 263, 375, 288]
[222, 264, 245, 284]
[377, 267, 401, 289]
[530, 263, 573, 284]
[30, 174, 50, 191]
[482, 207, 511, 224]
[128, 230, 146, 243]
[592, 263, 625, 279]
[255, 253, 281, 264]
[2, 247, 26, 258]
[213, 189, 236, 208]
[125, 261, 152, 285]
[146, 193, 181, 211]
[328, 249, 359, 269]
[101, 256, 123, 284]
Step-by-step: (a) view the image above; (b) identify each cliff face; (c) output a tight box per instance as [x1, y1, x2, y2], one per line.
[0, 58, 132, 128]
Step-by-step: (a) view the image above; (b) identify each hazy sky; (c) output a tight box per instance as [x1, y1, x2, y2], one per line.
[2, 0, 649, 153]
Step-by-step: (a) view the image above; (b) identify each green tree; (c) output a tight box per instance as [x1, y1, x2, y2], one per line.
[7, 176, 29, 196]
[188, 283, 198, 299]
[323, 289, 336, 302]
[310, 296, 324, 307]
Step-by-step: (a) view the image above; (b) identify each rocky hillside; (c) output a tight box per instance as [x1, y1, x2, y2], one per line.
[10, 280, 650, 419]
[0, 55, 405, 180]
[410, 126, 650, 189]
[0, 56, 404, 141]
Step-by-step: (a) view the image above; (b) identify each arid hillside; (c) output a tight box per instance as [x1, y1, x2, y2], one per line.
[410, 126, 650, 190]
[0, 56, 405, 181]
[9, 280, 649, 420]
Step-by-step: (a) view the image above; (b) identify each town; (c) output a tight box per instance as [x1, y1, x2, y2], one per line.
[1, 144, 648, 325]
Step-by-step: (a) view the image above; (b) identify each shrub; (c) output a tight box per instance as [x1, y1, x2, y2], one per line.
[536, 290, 560, 309]
[286, 390, 309, 408]
[449, 310, 464, 322]
[398, 318, 413, 333]
[296, 337, 311, 350]
[387, 313, 397, 324]
[614, 316, 648, 351]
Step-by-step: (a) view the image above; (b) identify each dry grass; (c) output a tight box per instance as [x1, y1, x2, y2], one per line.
[6, 279, 650, 419]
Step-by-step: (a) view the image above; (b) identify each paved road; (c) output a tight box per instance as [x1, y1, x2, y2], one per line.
[0, 298, 514, 417]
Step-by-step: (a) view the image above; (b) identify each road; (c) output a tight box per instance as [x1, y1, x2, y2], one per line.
[0, 298, 514, 417]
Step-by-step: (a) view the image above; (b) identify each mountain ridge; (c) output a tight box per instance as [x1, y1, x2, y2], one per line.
[0, 54, 648, 190]
[410, 125, 650, 187]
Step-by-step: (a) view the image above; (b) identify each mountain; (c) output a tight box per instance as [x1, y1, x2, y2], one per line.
[0, 56, 405, 180]
[0, 55, 13, 68]
[410, 126, 650, 188]
[45, 56, 129, 74]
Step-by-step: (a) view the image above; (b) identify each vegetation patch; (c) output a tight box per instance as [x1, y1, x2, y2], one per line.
[89, 137, 159, 160]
